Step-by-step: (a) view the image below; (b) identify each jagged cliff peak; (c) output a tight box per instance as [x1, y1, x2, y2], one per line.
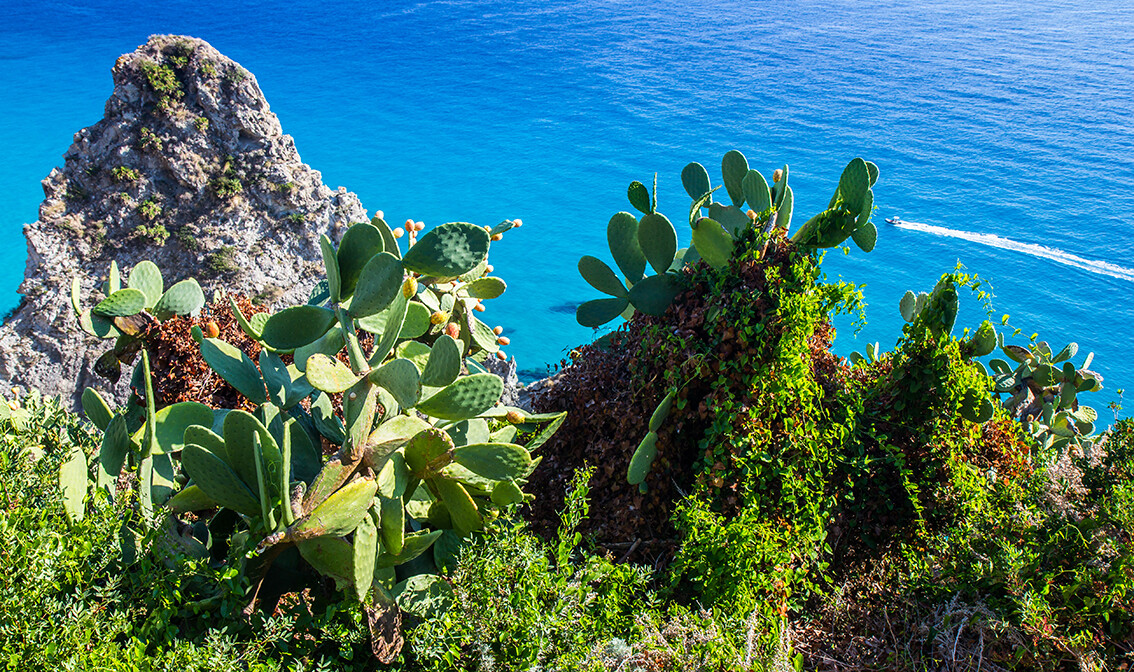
[0, 34, 369, 407]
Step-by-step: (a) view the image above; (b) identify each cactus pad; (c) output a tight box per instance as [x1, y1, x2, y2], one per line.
[306, 354, 362, 394]
[184, 424, 227, 462]
[627, 431, 659, 485]
[395, 340, 432, 373]
[627, 273, 682, 317]
[401, 222, 490, 278]
[772, 164, 790, 207]
[127, 260, 164, 308]
[370, 216, 402, 259]
[681, 162, 712, 201]
[452, 442, 532, 481]
[464, 276, 507, 300]
[376, 529, 442, 568]
[851, 220, 877, 253]
[377, 451, 411, 499]
[865, 160, 880, 186]
[337, 222, 386, 298]
[838, 158, 871, 214]
[200, 337, 267, 404]
[320, 234, 342, 303]
[394, 574, 455, 620]
[421, 335, 462, 388]
[491, 480, 525, 506]
[707, 203, 751, 236]
[434, 478, 482, 534]
[153, 279, 205, 319]
[152, 402, 214, 454]
[959, 390, 994, 424]
[968, 320, 997, 357]
[223, 410, 279, 493]
[576, 297, 629, 328]
[81, 388, 114, 432]
[298, 537, 354, 592]
[578, 256, 628, 298]
[92, 288, 146, 317]
[690, 218, 734, 270]
[899, 290, 918, 322]
[166, 484, 218, 513]
[627, 180, 651, 215]
[260, 306, 338, 351]
[58, 445, 88, 524]
[294, 328, 344, 372]
[352, 509, 380, 601]
[607, 212, 647, 282]
[416, 373, 503, 421]
[380, 495, 405, 555]
[94, 414, 128, 495]
[721, 150, 749, 207]
[649, 390, 676, 433]
[405, 428, 455, 476]
[369, 358, 422, 409]
[292, 477, 377, 539]
[350, 252, 404, 318]
[181, 444, 261, 517]
[637, 213, 678, 275]
[742, 169, 771, 214]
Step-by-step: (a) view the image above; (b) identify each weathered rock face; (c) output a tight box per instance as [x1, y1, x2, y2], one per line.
[0, 35, 368, 408]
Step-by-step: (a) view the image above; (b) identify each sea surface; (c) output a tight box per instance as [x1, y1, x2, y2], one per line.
[2, 1, 1132, 410]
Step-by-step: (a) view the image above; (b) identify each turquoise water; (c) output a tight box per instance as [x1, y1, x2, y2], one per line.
[2, 1, 1132, 407]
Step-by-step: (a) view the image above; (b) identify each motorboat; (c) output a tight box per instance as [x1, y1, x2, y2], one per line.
[885, 216, 903, 225]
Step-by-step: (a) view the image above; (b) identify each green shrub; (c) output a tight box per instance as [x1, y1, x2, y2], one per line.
[139, 127, 163, 152]
[408, 469, 652, 671]
[135, 223, 169, 245]
[140, 60, 183, 113]
[205, 245, 238, 275]
[112, 165, 141, 182]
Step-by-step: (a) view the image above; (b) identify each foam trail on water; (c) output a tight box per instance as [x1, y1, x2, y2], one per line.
[892, 219, 1134, 283]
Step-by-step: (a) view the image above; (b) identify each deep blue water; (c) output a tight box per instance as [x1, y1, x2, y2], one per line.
[2, 1, 1132, 410]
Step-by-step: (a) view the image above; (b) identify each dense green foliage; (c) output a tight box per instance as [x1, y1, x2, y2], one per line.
[2, 151, 1131, 670]
[65, 216, 566, 661]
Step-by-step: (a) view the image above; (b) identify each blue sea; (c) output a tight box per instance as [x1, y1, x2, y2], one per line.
[2, 1, 1132, 410]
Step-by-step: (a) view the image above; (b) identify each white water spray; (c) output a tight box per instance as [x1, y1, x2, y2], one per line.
[890, 219, 1134, 283]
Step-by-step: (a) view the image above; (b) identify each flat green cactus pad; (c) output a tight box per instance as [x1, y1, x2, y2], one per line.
[260, 306, 337, 350]
[181, 444, 261, 517]
[401, 222, 490, 278]
[92, 288, 146, 317]
[416, 373, 503, 421]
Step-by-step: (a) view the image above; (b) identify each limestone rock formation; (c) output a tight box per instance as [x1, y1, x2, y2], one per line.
[0, 35, 369, 407]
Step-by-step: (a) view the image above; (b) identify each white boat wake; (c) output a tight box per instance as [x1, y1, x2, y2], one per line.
[890, 219, 1134, 283]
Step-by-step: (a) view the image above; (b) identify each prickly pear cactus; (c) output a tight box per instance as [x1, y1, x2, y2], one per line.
[71, 260, 204, 383]
[988, 338, 1103, 455]
[576, 152, 879, 328]
[72, 217, 565, 660]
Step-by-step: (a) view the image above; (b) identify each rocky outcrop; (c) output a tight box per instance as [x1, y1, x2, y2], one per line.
[0, 35, 368, 407]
